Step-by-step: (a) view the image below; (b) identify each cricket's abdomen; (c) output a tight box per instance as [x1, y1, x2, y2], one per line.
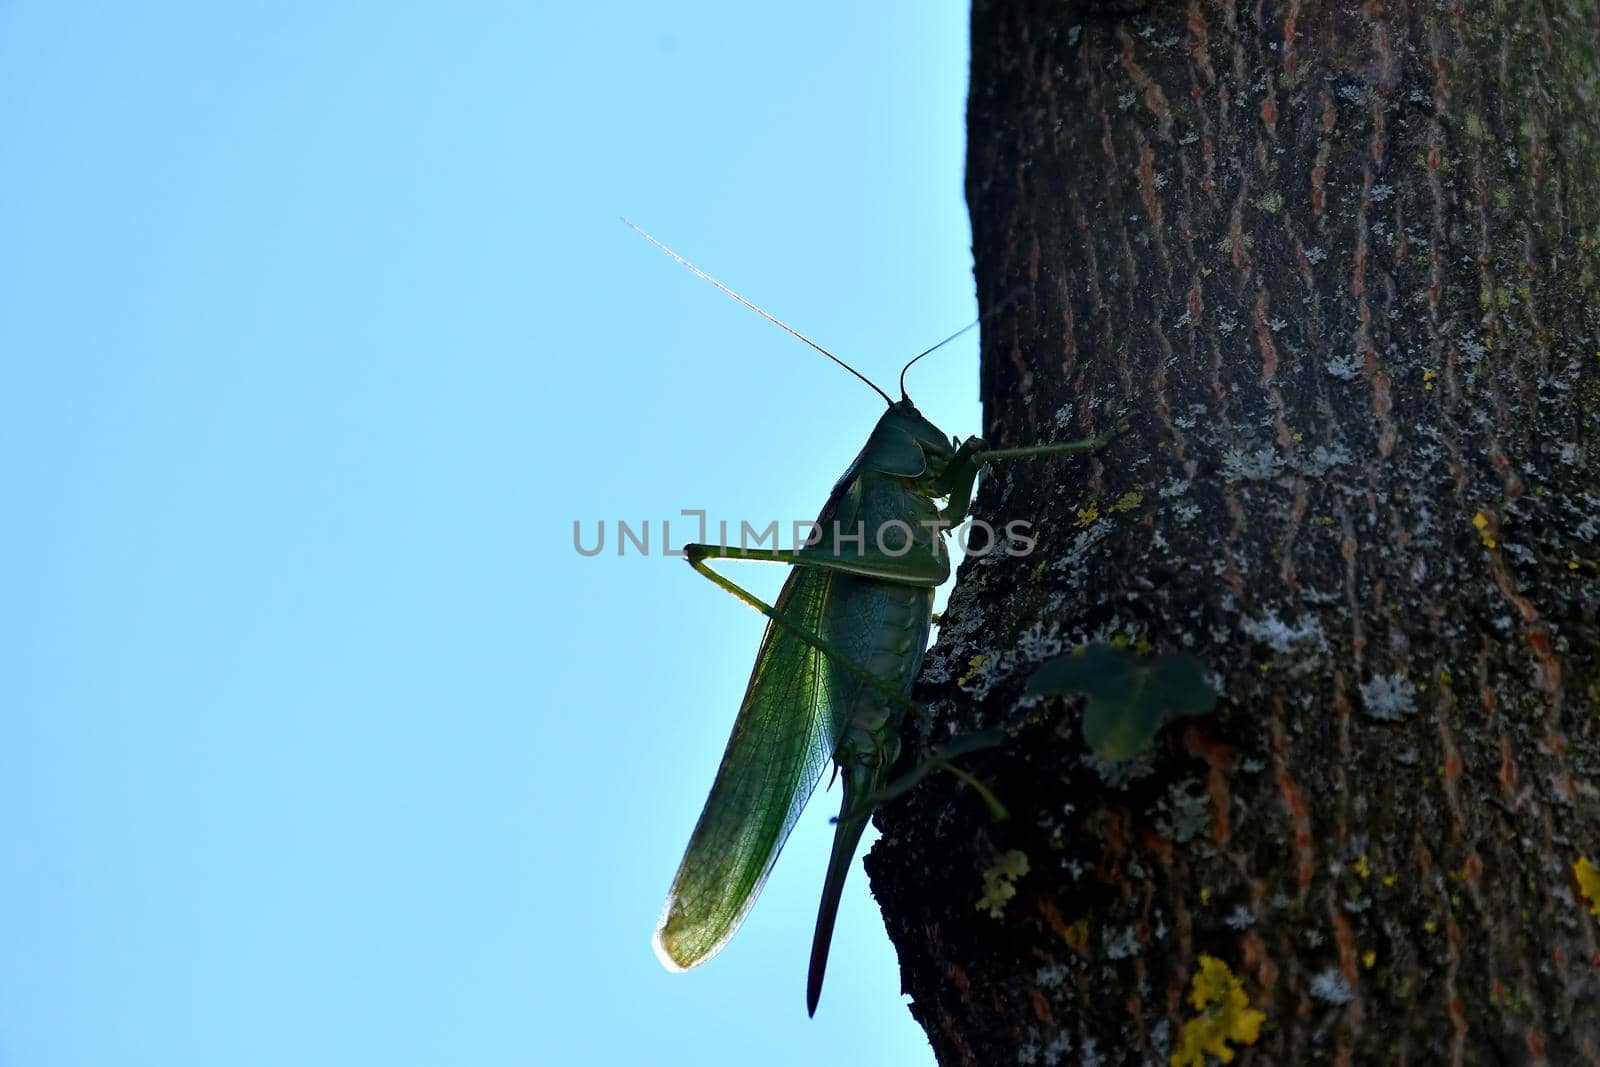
[802, 572, 934, 1014]
[820, 574, 934, 774]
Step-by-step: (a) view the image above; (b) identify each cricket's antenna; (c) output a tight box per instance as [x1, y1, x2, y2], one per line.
[897, 285, 1028, 399]
[897, 319, 980, 399]
[623, 219, 894, 407]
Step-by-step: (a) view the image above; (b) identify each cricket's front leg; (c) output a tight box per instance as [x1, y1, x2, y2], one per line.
[933, 421, 1126, 521]
[930, 436, 989, 523]
[976, 418, 1124, 465]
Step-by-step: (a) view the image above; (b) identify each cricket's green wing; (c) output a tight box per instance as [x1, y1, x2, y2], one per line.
[653, 564, 843, 971]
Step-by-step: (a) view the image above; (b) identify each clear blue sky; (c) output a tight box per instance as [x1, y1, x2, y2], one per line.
[1, 4, 981, 1064]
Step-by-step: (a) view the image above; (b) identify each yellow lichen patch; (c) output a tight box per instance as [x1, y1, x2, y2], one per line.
[1353, 854, 1372, 880]
[976, 850, 1030, 920]
[957, 654, 990, 687]
[1075, 502, 1101, 528]
[1424, 368, 1438, 391]
[1472, 511, 1498, 549]
[1423, 919, 1438, 935]
[1382, 874, 1399, 888]
[997, 850, 1028, 878]
[1362, 949, 1377, 969]
[1574, 857, 1600, 916]
[1171, 955, 1266, 1067]
[1063, 918, 1089, 952]
[1110, 491, 1143, 514]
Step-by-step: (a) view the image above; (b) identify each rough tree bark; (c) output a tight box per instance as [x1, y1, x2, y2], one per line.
[867, 2, 1600, 1064]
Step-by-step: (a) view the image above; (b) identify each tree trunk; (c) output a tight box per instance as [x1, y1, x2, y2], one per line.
[867, 2, 1600, 1064]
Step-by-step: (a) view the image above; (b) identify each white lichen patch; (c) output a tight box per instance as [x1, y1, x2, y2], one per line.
[1035, 963, 1072, 989]
[1310, 967, 1353, 1004]
[1081, 749, 1156, 786]
[1241, 610, 1326, 652]
[1104, 926, 1140, 959]
[1157, 780, 1213, 844]
[1221, 445, 1286, 481]
[1151, 1019, 1171, 1060]
[1571, 494, 1600, 541]
[1326, 353, 1364, 380]
[1359, 673, 1417, 720]
[1049, 520, 1115, 581]
[1299, 443, 1352, 477]
[1041, 1032, 1073, 1065]
[1015, 621, 1065, 662]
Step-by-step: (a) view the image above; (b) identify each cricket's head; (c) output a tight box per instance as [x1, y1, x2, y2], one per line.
[863, 397, 958, 481]
[886, 397, 956, 457]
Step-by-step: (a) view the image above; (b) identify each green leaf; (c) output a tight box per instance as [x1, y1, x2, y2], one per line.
[1025, 643, 1216, 761]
